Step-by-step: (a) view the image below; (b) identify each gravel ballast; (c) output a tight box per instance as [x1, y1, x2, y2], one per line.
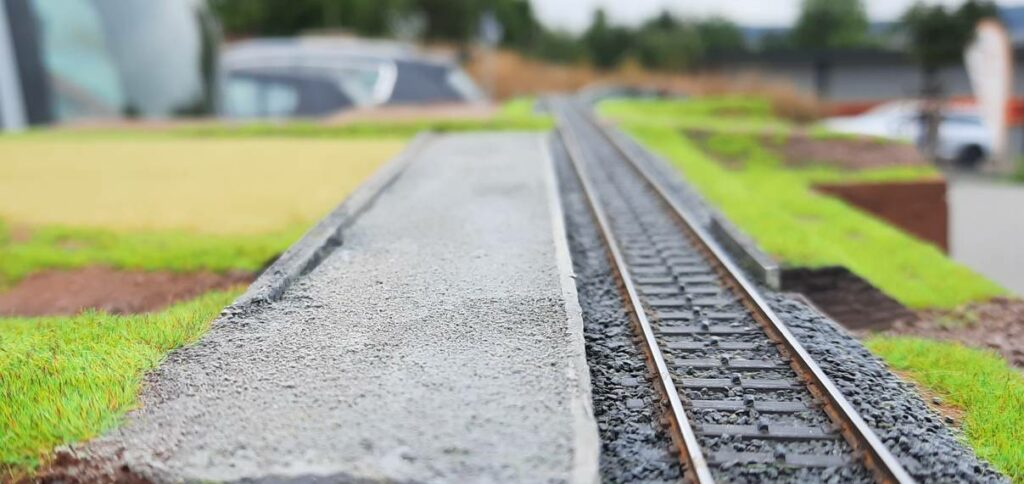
[63, 133, 599, 482]
[552, 134, 684, 482]
[770, 295, 1007, 483]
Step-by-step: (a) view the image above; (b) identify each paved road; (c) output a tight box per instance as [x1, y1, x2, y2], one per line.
[949, 177, 1024, 295]
[76, 133, 599, 482]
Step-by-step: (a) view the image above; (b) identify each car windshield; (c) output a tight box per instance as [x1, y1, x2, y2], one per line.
[943, 114, 985, 127]
[446, 67, 485, 103]
[225, 54, 385, 107]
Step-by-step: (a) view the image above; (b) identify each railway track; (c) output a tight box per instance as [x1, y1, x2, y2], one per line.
[553, 99, 915, 483]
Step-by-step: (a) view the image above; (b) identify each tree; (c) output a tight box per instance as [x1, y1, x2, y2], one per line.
[900, 0, 998, 160]
[531, 30, 586, 63]
[634, 24, 701, 71]
[696, 17, 746, 55]
[792, 0, 869, 49]
[629, 12, 745, 72]
[582, 9, 632, 70]
[493, 0, 540, 50]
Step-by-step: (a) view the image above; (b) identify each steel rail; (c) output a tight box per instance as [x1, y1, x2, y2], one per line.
[556, 106, 715, 484]
[578, 104, 916, 484]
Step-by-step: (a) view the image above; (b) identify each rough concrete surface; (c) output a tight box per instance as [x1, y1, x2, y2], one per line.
[75, 132, 599, 483]
[949, 177, 1024, 295]
[239, 133, 434, 306]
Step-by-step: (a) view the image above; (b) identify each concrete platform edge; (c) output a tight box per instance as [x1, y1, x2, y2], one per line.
[234, 132, 435, 309]
[542, 134, 602, 484]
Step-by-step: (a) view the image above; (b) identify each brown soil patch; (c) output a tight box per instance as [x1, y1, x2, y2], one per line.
[12, 448, 149, 484]
[782, 266, 916, 331]
[0, 267, 253, 317]
[880, 297, 1024, 367]
[815, 180, 948, 252]
[774, 133, 929, 170]
[459, 48, 823, 121]
[894, 370, 966, 426]
[684, 128, 930, 171]
[7, 223, 33, 243]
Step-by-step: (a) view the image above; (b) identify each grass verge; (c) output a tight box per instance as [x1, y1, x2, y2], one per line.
[7, 99, 552, 142]
[0, 138, 403, 234]
[602, 101, 1004, 309]
[867, 337, 1024, 481]
[0, 222, 298, 288]
[601, 97, 793, 133]
[0, 137, 397, 287]
[0, 99, 551, 286]
[0, 289, 241, 474]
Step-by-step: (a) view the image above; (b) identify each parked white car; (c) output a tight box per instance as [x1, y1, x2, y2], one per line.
[824, 101, 992, 168]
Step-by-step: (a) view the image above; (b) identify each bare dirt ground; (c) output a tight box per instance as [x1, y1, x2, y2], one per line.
[685, 128, 930, 171]
[0, 267, 253, 317]
[21, 449, 149, 484]
[774, 133, 929, 170]
[880, 298, 1024, 367]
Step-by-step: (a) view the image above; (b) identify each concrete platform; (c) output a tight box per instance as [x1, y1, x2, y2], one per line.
[77, 133, 599, 482]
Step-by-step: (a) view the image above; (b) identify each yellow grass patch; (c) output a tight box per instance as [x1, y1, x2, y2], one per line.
[0, 138, 404, 234]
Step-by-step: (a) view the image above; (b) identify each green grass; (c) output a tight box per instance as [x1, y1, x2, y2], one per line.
[701, 130, 940, 184]
[498, 96, 542, 118]
[5, 99, 552, 142]
[867, 337, 1024, 481]
[172, 115, 552, 139]
[0, 221, 298, 288]
[0, 98, 552, 286]
[0, 290, 241, 473]
[609, 117, 1002, 309]
[601, 97, 792, 133]
[1013, 158, 1024, 183]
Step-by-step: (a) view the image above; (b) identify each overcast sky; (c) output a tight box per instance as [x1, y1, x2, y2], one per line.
[529, 0, 1024, 32]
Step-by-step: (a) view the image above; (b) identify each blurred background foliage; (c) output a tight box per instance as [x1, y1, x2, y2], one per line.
[209, 0, 747, 71]
[210, 0, 1001, 74]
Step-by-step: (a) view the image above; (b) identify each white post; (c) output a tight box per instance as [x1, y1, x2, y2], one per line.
[0, 3, 27, 132]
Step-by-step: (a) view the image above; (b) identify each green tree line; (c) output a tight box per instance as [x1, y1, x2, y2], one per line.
[209, 0, 747, 71]
[209, 0, 1001, 73]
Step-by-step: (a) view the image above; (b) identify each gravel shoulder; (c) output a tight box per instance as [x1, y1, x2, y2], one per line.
[62, 132, 599, 482]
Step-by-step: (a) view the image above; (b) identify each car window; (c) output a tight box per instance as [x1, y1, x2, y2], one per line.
[943, 114, 984, 127]
[224, 53, 384, 107]
[224, 75, 300, 119]
[224, 77, 259, 118]
[263, 83, 299, 117]
[446, 68, 485, 103]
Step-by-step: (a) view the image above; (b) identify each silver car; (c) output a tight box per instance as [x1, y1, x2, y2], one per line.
[221, 38, 486, 119]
